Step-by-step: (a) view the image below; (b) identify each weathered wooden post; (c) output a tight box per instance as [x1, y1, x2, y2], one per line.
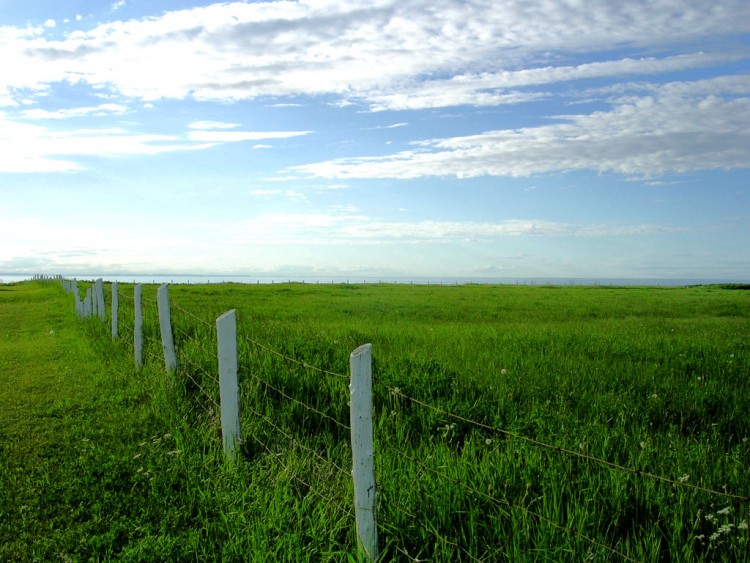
[73, 279, 82, 317]
[84, 288, 93, 318]
[349, 343, 378, 561]
[95, 278, 106, 322]
[157, 284, 177, 371]
[134, 284, 143, 368]
[91, 283, 99, 318]
[217, 309, 241, 461]
[111, 282, 119, 339]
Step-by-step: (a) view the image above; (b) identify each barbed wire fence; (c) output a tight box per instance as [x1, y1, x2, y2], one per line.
[57, 277, 749, 561]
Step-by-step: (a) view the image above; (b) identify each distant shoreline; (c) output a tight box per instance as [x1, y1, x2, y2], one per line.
[2, 273, 747, 287]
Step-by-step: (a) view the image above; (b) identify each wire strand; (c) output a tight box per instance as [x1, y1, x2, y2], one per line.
[247, 371, 350, 432]
[243, 335, 349, 381]
[245, 404, 351, 478]
[386, 386, 750, 503]
[393, 445, 637, 563]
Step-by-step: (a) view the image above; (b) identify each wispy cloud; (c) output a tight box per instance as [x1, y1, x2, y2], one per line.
[21, 103, 129, 119]
[188, 120, 240, 130]
[186, 129, 312, 143]
[0, 112, 311, 173]
[226, 213, 689, 245]
[293, 76, 750, 179]
[1, 1, 747, 107]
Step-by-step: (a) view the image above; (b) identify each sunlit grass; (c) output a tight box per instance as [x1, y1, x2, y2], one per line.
[2, 280, 749, 560]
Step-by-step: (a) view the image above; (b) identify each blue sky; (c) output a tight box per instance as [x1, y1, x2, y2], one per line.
[1, 0, 748, 279]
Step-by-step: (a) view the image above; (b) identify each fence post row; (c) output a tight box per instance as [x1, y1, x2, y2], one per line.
[61, 276, 381, 557]
[157, 284, 177, 372]
[217, 309, 241, 462]
[349, 343, 378, 562]
[134, 284, 143, 368]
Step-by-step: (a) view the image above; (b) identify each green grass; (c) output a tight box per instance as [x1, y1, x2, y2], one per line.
[2, 280, 749, 561]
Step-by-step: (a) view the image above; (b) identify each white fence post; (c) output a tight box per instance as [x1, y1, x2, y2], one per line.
[95, 278, 106, 322]
[134, 284, 143, 368]
[157, 284, 177, 372]
[349, 343, 378, 562]
[111, 282, 119, 339]
[216, 309, 241, 461]
[84, 288, 93, 318]
[91, 284, 99, 318]
[73, 279, 82, 317]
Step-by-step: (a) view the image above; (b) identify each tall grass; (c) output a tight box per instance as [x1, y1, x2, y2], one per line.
[10, 281, 749, 560]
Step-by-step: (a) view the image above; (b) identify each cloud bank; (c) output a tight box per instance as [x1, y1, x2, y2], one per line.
[0, 0, 747, 178]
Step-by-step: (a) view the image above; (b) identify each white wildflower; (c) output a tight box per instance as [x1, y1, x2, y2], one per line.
[717, 506, 732, 515]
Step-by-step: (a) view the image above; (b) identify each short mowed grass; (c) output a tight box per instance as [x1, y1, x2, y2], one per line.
[1, 280, 749, 561]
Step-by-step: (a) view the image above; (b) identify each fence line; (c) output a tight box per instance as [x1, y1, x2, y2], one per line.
[391, 444, 639, 562]
[242, 335, 350, 381]
[56, 277, 748, 560]
[172, 301, 215, 330]
[244, 403, 351, 478]
[246, 424, 355, 520]
[385, 386, 750, 503]
[247, 370, 350, 432]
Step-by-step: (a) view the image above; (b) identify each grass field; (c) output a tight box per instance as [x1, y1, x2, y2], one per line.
[1, 280, 749, 561]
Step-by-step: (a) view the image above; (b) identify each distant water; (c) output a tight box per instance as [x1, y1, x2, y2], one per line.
[1, 273, 746, 287]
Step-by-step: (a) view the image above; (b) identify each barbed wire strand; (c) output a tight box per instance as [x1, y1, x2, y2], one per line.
[247, 371, 350, 432]
[172, 323, 218, 362]
[179, 353, 219, 386]
[142, 334, 220, 413]
[387, 386, 749, 503]
[172, 302, 215, 330]
[393, 445, 637, 563]
[179, 374, 219, 415]
[246, 426, 354, 520]
[393, 545, 421, 562]
[242, 335, 349, 381]
[244, 404, 351, 478]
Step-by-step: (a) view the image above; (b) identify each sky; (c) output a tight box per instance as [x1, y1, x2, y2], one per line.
[1, 0, 749, 280]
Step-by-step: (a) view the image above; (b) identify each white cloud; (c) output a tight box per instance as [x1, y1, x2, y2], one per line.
[0, 109, 315, 172]
[293, 76, 750, 179]
[0, 114, 213, 173]
[186, 130, 312, 143]
[43, 19, 56, 29]
[188, 120, 240, 130]
[0, 1, 747, 107]
[364, 122, 409, 130]
[226, 213, 687, 245]
[21, 103, 128, 119]
[249, 189, 308, 202]
[364, 52, 725, 111]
